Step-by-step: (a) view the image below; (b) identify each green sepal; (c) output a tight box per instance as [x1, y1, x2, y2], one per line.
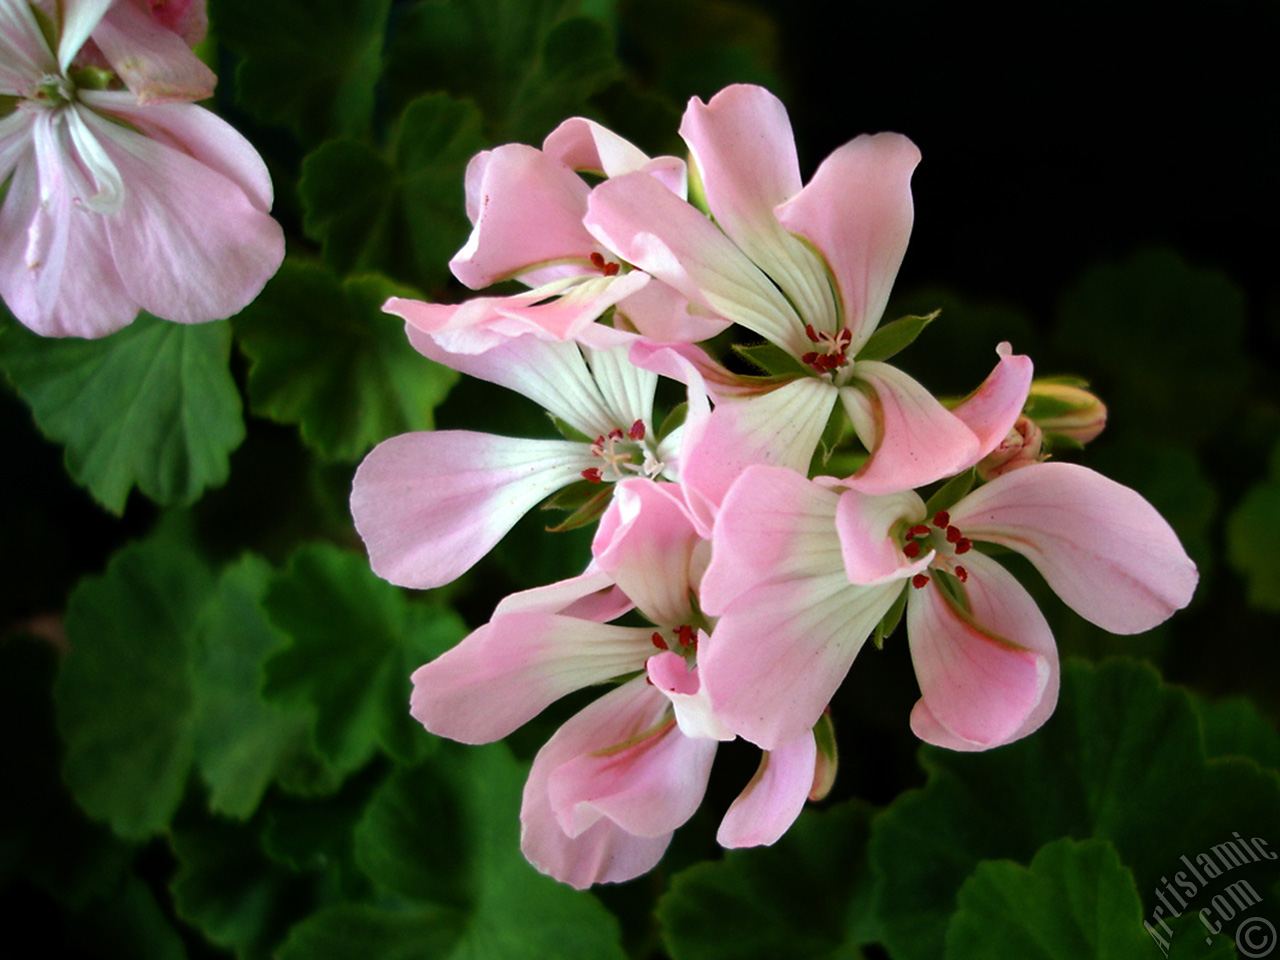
[925, 468, 977, 516]
[547, 414, 594, 444]
[543, 482, 613, 533]
[811, 400, 850, 471]
[811, 711, 839, 801]
[732, 340, 810, 379]
[872, 584, 909, 649]
[656, 402, 688, 443]
[1022, 391, 1086, 422]
[856, 309, 940, 363]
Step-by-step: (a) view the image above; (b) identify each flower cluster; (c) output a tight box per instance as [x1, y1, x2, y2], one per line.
[352, 84, 1198, 888]
[0, 0, 283, 337]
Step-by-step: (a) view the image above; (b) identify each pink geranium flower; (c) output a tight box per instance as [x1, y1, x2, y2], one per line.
[383, 116, 727, 355]
[585, 85, 1029, 513]
[0, 0, 283, 337]
[699, 461, 1198, 752]
[408, 479, 820, 887]
[351, 333, 708, 589]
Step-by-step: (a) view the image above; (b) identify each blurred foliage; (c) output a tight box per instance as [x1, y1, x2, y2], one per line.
[3, 0, 1278, 959]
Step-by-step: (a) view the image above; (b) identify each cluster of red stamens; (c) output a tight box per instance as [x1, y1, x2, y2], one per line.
[906, 509, 972, 589]
[581, 420, 648, 483]
[589, 251, 621, 277]
[651, 624, 697, 651]
[800, 324, 853, 374]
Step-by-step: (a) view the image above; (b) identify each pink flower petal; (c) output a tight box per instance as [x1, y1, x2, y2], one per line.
[699, 466, 902, 748]
[906, 550, 1058, 750]
[835, 487, 933, 585]
[449, 143, 595, 289]
[680, 377, 837, 533]
[948, 462, 1199, 634]
[74, 105, 282, 324]
[717, 732, 817, 848]
[350, 430, 592, 589]
[775, 132, 920, 352]
[383, 271, 650, 355]
[840, 362, 980, 495]
[593, 479, 703, 627]
[679, 85, 835, 329]
[0, 1, 54, 93]
[547, 682, 717, 839]
[57, 0, 113, 71]
[492, 568, 633, 622]
[543, 116, 686, 197]
[614, 277, 730, 345]
[91, 0, 215, 103]
[410, 612, 654, 743]
[646, 651, 734, 741]
[522, 680, 673, 889]
[949, 342, 1034, 465]
[586, 170, 809, 357]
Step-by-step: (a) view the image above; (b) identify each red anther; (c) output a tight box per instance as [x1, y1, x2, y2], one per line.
[651, 632, 668, 650]
[801, 351, 820, 366]
[593, 435, 605, 447]
[602, 261, 620, 277]
[955, 538, 973, 555]
[903, 541, 921, 559]
[955, 565, 969, 582]
[582, 468, 603, 483]
[609, 428, 624, 440]
[628, 420, 646, 441]
[645, 675, 654, 685]
[837, 329, 853, 346]
[932, 510, 951, 529]
[946, 525, 962, 543]
[805, 324, 821, 342]
[674, 624, 696, 647]
[911, 573, 931, 590]
[589, 251, 607, 270]
[907, 524, 930, 539]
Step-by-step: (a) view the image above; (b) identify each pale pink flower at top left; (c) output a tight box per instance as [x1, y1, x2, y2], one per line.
[0, 0, 284, 338]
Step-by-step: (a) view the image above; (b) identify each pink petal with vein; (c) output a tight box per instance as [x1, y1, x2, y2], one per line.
[949, 462, 1198, 633]
[775, 133, 920, 351]
[593, 479, 703, 627]
[841, 362, 980, 495]
[950, 342, 1034, 465]
[450, 143, 595, 289]
[646, 651, 734, 741]
[835, 487, 933, 585]
[522, 680, 674, 889]
[350, 430, 592, 589]
[699, 466, 902, 748]
[91, 0, 215, 103]
[717, 731, 816, 848]
[543, 116, 687, 196]
[410, 612, 653, 743]
[906, 550, 1058, 750]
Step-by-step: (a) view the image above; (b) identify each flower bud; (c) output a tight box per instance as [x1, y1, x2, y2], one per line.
[977, 416, 1045, 480]
[1024, 380, 1108, 445]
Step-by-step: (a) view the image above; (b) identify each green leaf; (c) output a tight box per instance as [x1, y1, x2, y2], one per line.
[924, 468, 976, 516]
[74, 873, 190, 960]
[0, 312, 244, 513]
[732, 341, 810, 379]
[857, 310, 940, 363]
[234, 260, 459, 462]
[870, 659, 1280, 960]
[213, 0, 391, 142]
[944, 838, 1152, 959]
[1226, 442, 1280, 613]
[1196, 695, 1280, 772]
[659, 800, 877, 960]
[384, 2, 621, 142]
[262, 544, 467, 777]
[298, 94, 485, 290]
[191, 555, 340, 818]
[171, 814, 316, 960]
[278, 742, 628, 960]
[55, 536, 215, 839]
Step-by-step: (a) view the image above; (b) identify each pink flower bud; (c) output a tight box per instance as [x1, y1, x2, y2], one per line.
[977, 416, 1045, 480]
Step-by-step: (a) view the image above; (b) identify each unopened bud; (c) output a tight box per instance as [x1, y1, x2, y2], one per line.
[977, 415, 1044, 480]
[809, 711, 838, 801]
[1024, 380, 1107, 445]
